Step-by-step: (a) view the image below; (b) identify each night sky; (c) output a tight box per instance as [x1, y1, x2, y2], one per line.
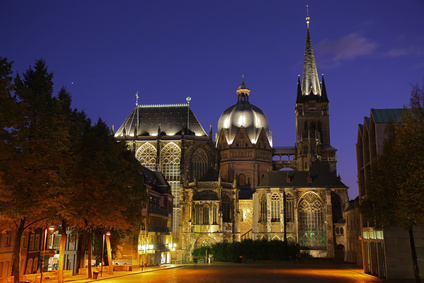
[2, 1, 423, 200]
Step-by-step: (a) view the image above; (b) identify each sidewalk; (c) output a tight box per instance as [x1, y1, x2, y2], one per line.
[50, 264, 182, 283]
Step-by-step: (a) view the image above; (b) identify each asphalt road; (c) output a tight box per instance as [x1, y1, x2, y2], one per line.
[95, 263, 385, 283]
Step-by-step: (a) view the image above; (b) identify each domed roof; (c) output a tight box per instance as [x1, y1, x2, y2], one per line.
[217, 82, 272, 146]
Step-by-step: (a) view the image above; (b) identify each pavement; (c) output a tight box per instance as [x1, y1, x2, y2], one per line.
[64, 265, 182, 283]
[24, 264, 182, 283]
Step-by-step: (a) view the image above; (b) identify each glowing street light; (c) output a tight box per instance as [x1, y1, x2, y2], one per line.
[101, 232, 111, 277]
[40, 226, 55, 283]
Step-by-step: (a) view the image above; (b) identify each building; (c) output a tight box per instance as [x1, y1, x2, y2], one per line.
[357, 108, 424, 279]
[115, 13, 349, 263]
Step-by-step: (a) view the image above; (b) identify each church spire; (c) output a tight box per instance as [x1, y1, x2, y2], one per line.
[301, 6, 321, 96]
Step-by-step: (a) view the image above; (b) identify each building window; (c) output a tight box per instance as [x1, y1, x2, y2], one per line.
[285, 193, 294, 221]
[298, 192, 325, 248]
[271, 194, 280, 222]
[161, 142, 181, 236]
[5, 231, 10, 247]
[191, 148, 208, 180]
[203, 205, 209, 225]
[213, 205, 218, 224]
[222, 195, 231, 223]
[136, 143, 157, 171]
[195, 205, 201, 225]
[259, 194, 267, 222]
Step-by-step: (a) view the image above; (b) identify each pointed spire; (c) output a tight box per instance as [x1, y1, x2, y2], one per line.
[301, 6, 321, 97]
[321, 74, 329, 102]
[296, 75, 303, 103]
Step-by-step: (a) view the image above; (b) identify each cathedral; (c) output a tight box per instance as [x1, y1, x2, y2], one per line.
[114, 14, 349, 263]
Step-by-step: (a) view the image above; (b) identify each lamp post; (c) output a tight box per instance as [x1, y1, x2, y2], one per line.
[101, 232, 111, 277]
[40, 226, 54, 283]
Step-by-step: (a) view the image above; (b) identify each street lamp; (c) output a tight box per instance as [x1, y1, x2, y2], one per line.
[101, 232, 111, 277]
[40, 226, 55, 283]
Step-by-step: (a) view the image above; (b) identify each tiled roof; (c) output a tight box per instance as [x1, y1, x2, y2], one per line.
[371, 108, 403, 123]
[115, 104, 207, 137]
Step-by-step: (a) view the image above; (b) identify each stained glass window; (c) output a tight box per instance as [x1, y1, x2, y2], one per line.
[298, 192, 325, 248]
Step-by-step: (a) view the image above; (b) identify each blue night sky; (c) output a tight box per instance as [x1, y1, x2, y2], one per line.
[2, 1, 423, 200]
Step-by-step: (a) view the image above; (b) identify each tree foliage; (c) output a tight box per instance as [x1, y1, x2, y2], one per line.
[360, 82, 424, 282]
[192, 239, 299, 263]
[0, 58, 147, 282]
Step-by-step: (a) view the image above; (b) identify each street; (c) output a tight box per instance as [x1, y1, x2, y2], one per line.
[93, 263, 385, 283]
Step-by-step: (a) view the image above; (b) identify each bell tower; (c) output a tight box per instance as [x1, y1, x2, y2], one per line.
[295, 8, 337, 172]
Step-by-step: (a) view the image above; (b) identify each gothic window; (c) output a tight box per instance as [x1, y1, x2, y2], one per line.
[213, 205, 217, 224]
[203, 205, 209, 225]
[222, 195, 231, 222]
[298, 192, 325, 248]
[161, 142, 181, 182]
[191, 148, 208, 180]
[136, 143, 157, 171]
[285, 193, 294, 221]
[195, 205, 201, 225]
[271, 194, 280, 222]
[259, 194, 267, 222]
[161, 142, 181, 236]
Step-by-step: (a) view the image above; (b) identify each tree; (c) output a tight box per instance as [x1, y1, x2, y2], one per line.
[0, 58, 147, 282]
[361, 83, 424, 283]
[0, 59, 71, 283]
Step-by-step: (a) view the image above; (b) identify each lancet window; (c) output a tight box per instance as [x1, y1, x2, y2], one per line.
[259, 194, 267, 222]
[191, 148, 208, 180]
[298, 192, 325, 248]
[285, 193, 294, 221]
[135, 143, 157, 170]
[271, 194, 280, 222]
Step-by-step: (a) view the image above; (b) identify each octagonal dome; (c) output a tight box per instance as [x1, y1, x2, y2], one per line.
[217, 81, 272, 146]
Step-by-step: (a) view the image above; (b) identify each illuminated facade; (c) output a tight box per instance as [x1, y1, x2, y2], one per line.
[115, 14, 349, 263]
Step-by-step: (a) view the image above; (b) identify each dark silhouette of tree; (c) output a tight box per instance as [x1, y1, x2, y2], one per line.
[361, 83, 424, 283]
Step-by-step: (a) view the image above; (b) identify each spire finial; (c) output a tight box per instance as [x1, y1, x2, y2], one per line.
[306, 5, 310, 28]
[242, 74, 245, 83]
[135, 91, 139, 106]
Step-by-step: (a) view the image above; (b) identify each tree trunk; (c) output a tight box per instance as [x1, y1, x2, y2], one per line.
[57, 220, 67, 283]
[87, 231, 93, 279]
[408, 226, 421, 283]
[106, 234, 113, 275]
[11, 218, 25, 283]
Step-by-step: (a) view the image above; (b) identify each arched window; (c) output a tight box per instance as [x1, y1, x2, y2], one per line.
[222, 195, 231, 223]
[271, 194, 280, 222]
[195, 205, 201, 225]
[161, 142, 181, 235]
[136, 143, 157, 170]
[285, 193, 294, 221]
[203, 205, 209, 225]
[213, 205, 218, 224]
[259, 194, 267, 222]
[161, 142, 181, 182]
[191, 148, 208, 180]
[298, 193, 325, 248]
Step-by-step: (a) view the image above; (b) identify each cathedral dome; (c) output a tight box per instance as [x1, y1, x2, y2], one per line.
[217, 81, 272, 146]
